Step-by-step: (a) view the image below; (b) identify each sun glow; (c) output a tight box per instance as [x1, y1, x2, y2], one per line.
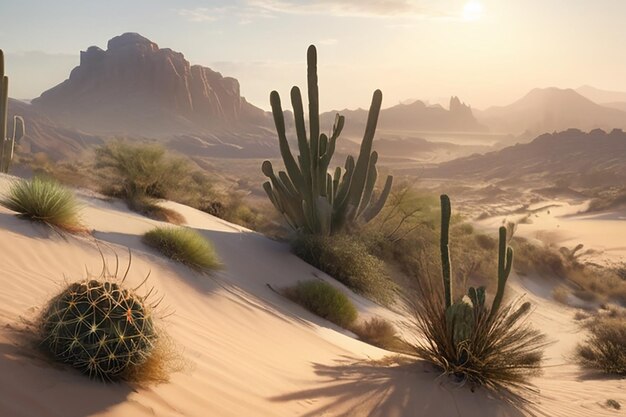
[463, 1, 484, 21]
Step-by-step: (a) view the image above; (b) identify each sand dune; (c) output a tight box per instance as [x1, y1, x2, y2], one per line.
[0, 175, 623, 417]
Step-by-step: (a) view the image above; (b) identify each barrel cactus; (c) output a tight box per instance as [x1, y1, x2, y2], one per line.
[40, 278, 157, 381]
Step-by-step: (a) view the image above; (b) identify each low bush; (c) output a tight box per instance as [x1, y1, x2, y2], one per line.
[351, 317, 411, 352]
[284, 280, 358, 328]
[1, 177, 84, 233]
[143, 227, 221, 272]
[576, 310, 626, 375]
[291, 233, 395, 305]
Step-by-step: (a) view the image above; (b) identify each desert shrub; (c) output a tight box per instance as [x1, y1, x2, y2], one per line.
[143, 227, 221, 272]
[284, 280, 358, 328]
[95, 141, 190, 200]
[552, 285, 571, 304]
[351, 317, 410, 352]
[39, 278, 158, 381]
[127, 195, 186, 225]
[1, 177, 84, 233]
[291, 233, 395, 305]
[410, 195, 547, 406]
[576, 312, 626, 375]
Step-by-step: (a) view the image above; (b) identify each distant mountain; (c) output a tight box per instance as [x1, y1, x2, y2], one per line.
[320, 96, 485, 135]
[422, 128, 626, 188]
[8, 99, 103, 160]
[477, 88, 626, 135]
[31, 33, 270, 137]
[576, 85, 626, 104]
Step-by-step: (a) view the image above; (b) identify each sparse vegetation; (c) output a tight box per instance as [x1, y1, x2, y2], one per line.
[291, 233, 395, 305]
[143, 227, 221, 272]
[39, 263, 159, 381]
[284, 280, 358, 328]
[1, 177, 84, 233]
[576, 309, 626, 375]
[351, 317, 409, 352]
[410, 195, 548, 404]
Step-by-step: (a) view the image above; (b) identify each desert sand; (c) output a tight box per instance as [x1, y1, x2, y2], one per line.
[0, 174, 623, 417]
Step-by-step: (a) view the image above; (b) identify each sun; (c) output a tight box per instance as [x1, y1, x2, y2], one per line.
[463, 1, 484, 21]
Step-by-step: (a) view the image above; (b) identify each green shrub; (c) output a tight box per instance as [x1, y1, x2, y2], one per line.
[284, 280, 358, 328]
[40, 278, 157, 381]
[291, 233, 394, 305]
[576, 312, 626, 375]
[1, 177, 84, 233]
[143, 227, 221, 272]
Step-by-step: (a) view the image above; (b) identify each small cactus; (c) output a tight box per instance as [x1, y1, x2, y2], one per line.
[40, 277, 158, 381]
[0, 49, 25, 173]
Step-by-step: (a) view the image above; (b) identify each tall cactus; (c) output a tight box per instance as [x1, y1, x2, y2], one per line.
[438, 194, 516, 346]
[262, 45, 393, 236]
[0, 49, 25, 174]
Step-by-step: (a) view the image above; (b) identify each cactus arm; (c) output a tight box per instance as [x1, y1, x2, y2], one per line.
[362, 175, 393, 222]
[307, 45, 320, 162]
[440, 194, 453, 309]
[489, 226, 514, 320]
[270, 91, 303, 189]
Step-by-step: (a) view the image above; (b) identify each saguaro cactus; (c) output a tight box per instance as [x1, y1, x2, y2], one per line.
[0, 49, 25, 173]
[262, 45, 393, 235]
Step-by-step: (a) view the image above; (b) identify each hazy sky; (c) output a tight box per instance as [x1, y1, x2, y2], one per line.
[2, 0, 626, 111]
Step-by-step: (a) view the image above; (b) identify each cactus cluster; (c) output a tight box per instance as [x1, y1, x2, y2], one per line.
[439, 194, 526, 348]
[0, 49, 25, 174]
[262, 45, 393, 235]
[40, 278, 157, 381]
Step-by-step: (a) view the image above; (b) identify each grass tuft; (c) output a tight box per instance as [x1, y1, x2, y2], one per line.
[284, 280, 358, 328]
[143, 227, 221, 272]
[1, 177, 84, 233]
[291, 233, 395, 305]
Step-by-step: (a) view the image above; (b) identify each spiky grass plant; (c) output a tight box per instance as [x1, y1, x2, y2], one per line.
[410, 195, 548, 405]
[39, 254, 160, 381]
[142, 226, 221, 272]
[284, 280, 358, 328]
[1, 177, 84, 233]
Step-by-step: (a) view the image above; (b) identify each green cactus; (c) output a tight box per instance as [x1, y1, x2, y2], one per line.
[445, 297, 474, 346]
[489, 226, 513, 321]
[262, 45, 393, 235]
[0, 49, 25, 174]
[40, 278, 157, 381]
[439, 194, 515, 348]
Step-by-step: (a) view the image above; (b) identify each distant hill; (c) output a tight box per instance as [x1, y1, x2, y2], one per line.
[422, 128, 626, 188]
[8, 98, 103, 160]
[477, 88, 626, 135]
[31, 33, 271, 137]
[320, 96, 485, 135]
[576, 85, 626, 104]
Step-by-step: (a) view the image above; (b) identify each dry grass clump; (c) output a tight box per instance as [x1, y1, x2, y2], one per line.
[1, 177, 85, 233]
[351, 317, 411, 352]
[284, 280, 358, 328]
[576, 308, 626, 375]
[127, 195, 186, 225]
[291, 233, 395, 305]
[552, 285, 571, 304]
[143, 227, 221, 272]
[410, 195, 548, 408]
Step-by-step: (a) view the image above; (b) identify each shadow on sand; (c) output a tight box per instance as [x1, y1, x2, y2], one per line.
[270, 357, 528, 417]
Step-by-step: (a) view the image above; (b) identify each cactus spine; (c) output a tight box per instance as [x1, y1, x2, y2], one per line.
[0, 49, 25, 174]
[262, 45, 393, 235]
[439, 194, 515, 347]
